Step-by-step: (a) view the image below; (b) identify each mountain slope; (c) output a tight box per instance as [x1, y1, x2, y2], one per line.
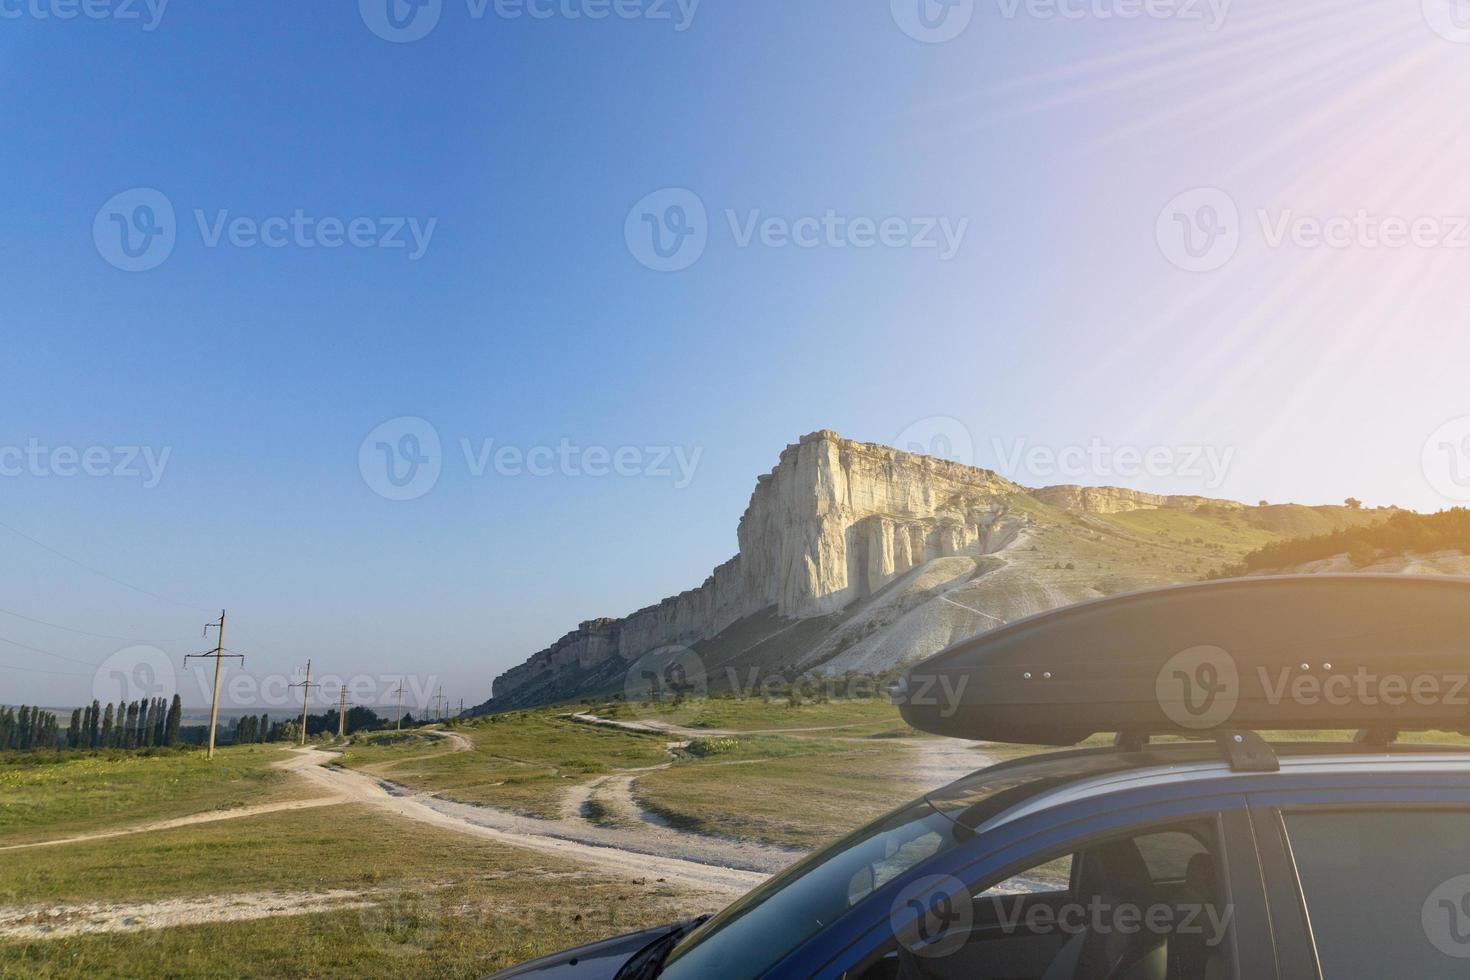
[470, 432, 1393, 714]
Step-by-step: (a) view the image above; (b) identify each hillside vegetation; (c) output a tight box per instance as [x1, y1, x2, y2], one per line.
[1208, 508, 1470, 577]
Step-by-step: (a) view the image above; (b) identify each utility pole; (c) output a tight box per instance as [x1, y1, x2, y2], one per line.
[337, 684, 348, 738]
[184, 610, 242, 760]
[288, 660, 320, 747]
[432, 688, 447, 723]
[393, 682, 404, 731]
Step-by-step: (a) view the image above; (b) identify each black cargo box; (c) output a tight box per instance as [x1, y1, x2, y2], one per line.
[892, 575, 1470, 745]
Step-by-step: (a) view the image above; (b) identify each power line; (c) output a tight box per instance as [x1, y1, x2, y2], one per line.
[0, 632, 106, 669]
[0, 606, 186, 643]
[0, 518, 211, 613]
[0, 662, 93, 678]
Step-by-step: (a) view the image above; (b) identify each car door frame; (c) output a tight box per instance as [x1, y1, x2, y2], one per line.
[772, 784, 1278, 979]
[1246, 778, 1470, 980]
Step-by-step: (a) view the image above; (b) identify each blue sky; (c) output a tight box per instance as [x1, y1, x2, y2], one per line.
[3, 0, 1469, 709]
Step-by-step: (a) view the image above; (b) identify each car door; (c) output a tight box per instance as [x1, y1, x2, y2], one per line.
[1248, 781, 1470, 980]
[786, 792, 1278, 979]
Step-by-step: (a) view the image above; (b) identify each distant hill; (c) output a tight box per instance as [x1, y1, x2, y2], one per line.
[1208, 508, 1470, 578]
[471, 431, 1394, 714]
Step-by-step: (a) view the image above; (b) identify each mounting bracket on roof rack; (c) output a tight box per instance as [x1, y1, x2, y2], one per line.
[1217, 731, 1279, 773]
[1353, 728, 1399, 748]
[1115, 731, 1150, 752]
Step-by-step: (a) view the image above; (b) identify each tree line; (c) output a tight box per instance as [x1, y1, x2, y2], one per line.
[1208, 508, 1470, 578]
[1, 696, 183, 751]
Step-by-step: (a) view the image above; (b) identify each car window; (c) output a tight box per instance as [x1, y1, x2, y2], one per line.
[1136, 829, 1209, 883]
[979, 854, 1074, 896]
[1283, 809, 1470, 979]
[659, 801, 966, 980]
[850, 819, 1231, 980]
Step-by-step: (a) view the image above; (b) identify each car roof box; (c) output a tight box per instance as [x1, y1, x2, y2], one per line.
[892, 575, 1470, 745]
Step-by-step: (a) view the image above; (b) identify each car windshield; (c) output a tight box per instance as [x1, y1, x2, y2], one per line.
[658, 800, 964, 980]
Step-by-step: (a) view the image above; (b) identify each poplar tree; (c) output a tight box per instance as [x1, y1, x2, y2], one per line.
[89, 699, 101, 748]
[165, 694, 182, 746]
[102, 703, 115, 748]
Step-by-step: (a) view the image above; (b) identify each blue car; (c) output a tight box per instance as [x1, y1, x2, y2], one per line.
[492, 576, 1470, 979]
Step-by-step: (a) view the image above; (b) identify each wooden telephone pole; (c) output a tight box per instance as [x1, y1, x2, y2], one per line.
[432, 687, 447, 722]
[337, 684, 348, 738]
[393, 682, 404, 731]
[184, 611, 242, 760]
[288, 660, 320, 746]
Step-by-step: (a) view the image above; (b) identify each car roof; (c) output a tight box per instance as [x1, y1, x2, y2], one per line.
[925, 740, 1470, 835]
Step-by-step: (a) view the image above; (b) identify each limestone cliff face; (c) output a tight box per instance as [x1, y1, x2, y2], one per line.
[489, 431, 1021, 703]
[483, 432, 1251, 707]
[1031, 485, 1244, 515]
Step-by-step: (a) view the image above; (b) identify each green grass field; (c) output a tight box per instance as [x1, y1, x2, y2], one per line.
[633, 733, 921, 848]
[0, 804, 719, 979]
[338, 714, 673, 818]
[597, 696, 914, 737]
[0, 745, 306, 846]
